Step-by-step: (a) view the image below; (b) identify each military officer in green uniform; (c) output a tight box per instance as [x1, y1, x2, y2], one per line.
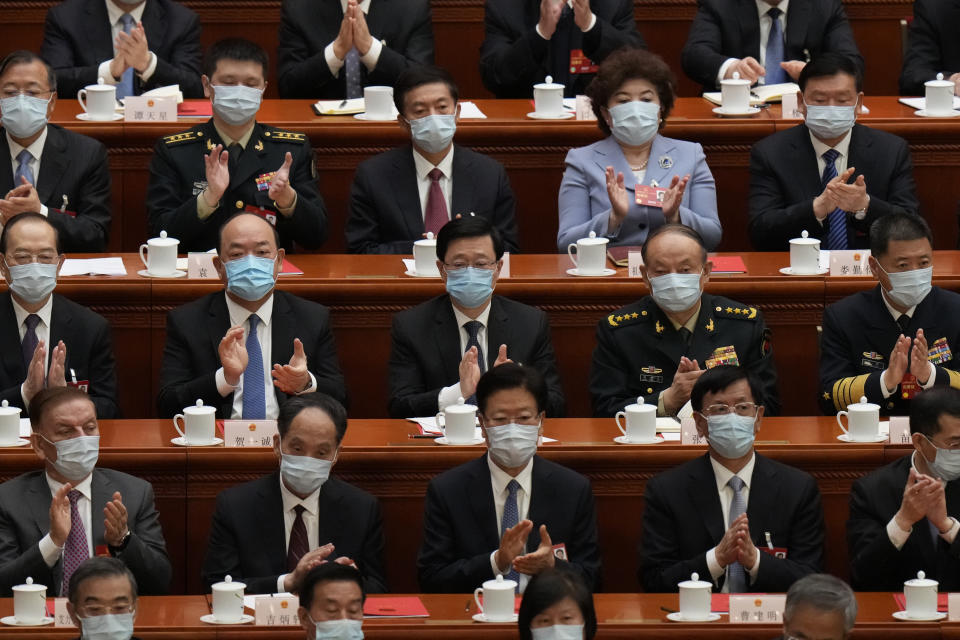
[820, 213, 960, 416]
[590, 224, 779, 417]
[146, 38, 327, 253]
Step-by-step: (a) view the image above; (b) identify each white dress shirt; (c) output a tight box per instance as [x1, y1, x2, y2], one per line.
[12, 294, 53, 405]
[323, 0, 384, 80]
[487, 454, 534, 593]
[886, 451, 960, 549]
[4, 128, 49, 220]
[877, 291, 936, 397]
[413, 146, 454, 222]
[716, 0, 790, 86]
[809, 127, 851, 178]
[38, 471, 94, 567]
[437, 300, 491, 411]
[535, 1, 597, 39]
[705, 454, 762, 592]
[97, 0, 158, 87]
[275, 473, 322, 592]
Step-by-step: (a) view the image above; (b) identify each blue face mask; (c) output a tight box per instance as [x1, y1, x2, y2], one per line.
[7, 262, 57, 304]
[0, 94, 50, 139]
[485, 422, 540, 469]
[608, 100, 660, 147]
[80, 612, 134, 640]
[923, 436, 960, 482]
[312, 618, 364, 640]
[223, 255, 277, 301]
[705, 413, 756, 459]
[803, 103, 856, 140]
[212, 84, 263, 126]
[649, 271, 702, 314]
[878, 264, 932, 309]
[408, 113, 456, 154]
[445, 267, 495, 308]
[280, 453, 334, 496]
[41, 434, 100, 482]
[531, 625, 585, 640]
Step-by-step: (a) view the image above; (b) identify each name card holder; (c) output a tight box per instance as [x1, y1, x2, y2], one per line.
[948, 593, 960, 620]
[628, 252, 643, 278]
[255, 594, 300, 626]
[123, 96, 177, 123]
[889, 416, 911, 445]
[680, 417, 706, 445]
[224, 420, 278, 448]
[188, 252, 218, 279]
[728, 594, 786, 624]
[53, 598, 76, 627]
[829, 250, 872, 277]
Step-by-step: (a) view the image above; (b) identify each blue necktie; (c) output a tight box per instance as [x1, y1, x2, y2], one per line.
[821, 149, 848, 250]
[500, 479, 520, 584]
[344, 48, 362, 99]
[726, 476, 748, 593]
[242, 314, 266, 419]
[763, 8, 787, 85]
[14, 149, 34, 187]
[464, 320, 484, 405]
[116, 14, 135, 99]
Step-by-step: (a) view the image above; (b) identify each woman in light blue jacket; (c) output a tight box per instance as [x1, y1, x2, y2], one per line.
[557, 48, 720, 251]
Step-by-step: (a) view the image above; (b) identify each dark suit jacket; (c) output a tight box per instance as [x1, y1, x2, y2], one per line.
[418, 454, 600, 593]
[0, 125, 111, 252]
[848, 454, 960, 590]
[41, 0, 203, 99]
[640, 453, 825, 593]
[819, 285, 960, 415]
[388, 295, 565, 418]
[277, 0, 434, 99]
[0, 293, 118, 419]
[157, 290, 346, 418]
[748, 124, 919, 251]
[202, 471, 387, 594]
[480, 0, 644, 98]
[0, 468, 171, 596]
[900, 0, 960, 95]
[346, 145, 520, 254]
[681, 0, 863, 92]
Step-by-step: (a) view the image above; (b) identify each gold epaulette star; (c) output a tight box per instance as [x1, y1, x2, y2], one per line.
[823, 392, 831, 400]
[725, 307, 733, 313]
[631, 312, 639, 319]
[616, 315, 624, 322]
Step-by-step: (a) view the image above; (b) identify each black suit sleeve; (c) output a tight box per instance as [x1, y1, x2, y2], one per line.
[387, 315, 442, 418]
[356, 496, 388, 594]
[589, 320, 632, 417]
[277, 3, 340, 99]
[856, 137, 919, 223]
[558, 477, 601, 590]
[747, 142, 823, 251]
[202, 491, 278, 594]
[490, 162, 520, 254]
[680, 2, 730, 91]
[306, 306, 348, 407]
[157, 309, 224, 419]
[529, 312, 566, 418]
[47, 140, 111, 253]
[345, 161, 415, 254]
[847, 475, 904, 589]
[820, 2, 864, 77]
[364, 4, 434, 82]
[900, 1, 954, 95]
[280, 146, 328, 250]
[146, 138, 216, 248]
[85, 313, 120, 419]
[113, 481, 172, 595]
[580, 0, 644, 63]
[479, 1, 552, 98]
[142, 13, 203, 99]
[0, 494, 54, 596]
[41, 8, 101, 98]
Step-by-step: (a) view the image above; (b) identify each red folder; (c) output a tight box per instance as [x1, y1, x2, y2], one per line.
[709, 256, 747, 274]
[893, 593, 948, 612]
[363, 596, 429, 617]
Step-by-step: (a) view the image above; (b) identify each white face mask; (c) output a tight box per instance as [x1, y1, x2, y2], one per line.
[79, 612, 134, 640]
[279, 453, 333, 496]
[484, 422, 540, 468]
[531, 624, 585, 640]
[876, 263, 933, 309]
[41, 434, 99, 481]
[312, 618, 364, 640]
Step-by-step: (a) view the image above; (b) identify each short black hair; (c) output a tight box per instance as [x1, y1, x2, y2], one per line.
[910, 387, 960, 437]
[298, 563, 365, 610]
[68, 557, 138, 604]
[278, 392, 348, 443]
[0, 211, 60, 254]
[204, 38, 269, 78]
[476, 362, 548, 415]
[0, 50, 57, 93]
[29, 386, 94, 430]
[518, 568, 597, 640]
[393, 65, 459, 115]
[798, 53, 863, 93]
[869, 213, 932, 258]
[690, 365, 763, 412]
[639, 223, 707, 265]
[216, 212, 281, 256]
[436, 215, 504, 262]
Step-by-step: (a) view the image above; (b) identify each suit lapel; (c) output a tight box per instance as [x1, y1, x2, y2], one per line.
[740, 0, 761, 59]
[485, 297, 511, 370]
[643, 136, 678, 190]
[0, 294, 25, 384]
[784, 0, 811, 59]
[393, 149, 426, 240]
[258, 474, 289, 570]
[271, 293, 294, 365]
[208, 293, 234, 414]
[48, 295, 72, 374]
[469, 456, 501, 550]
[744, 456, 779, 542]
[37, 127, 67, 205]
[27, 473, 52, 541]
[0, 134, 14, 194]
[525, 457, 551, 554]
[650, 303, 687, 365]
[846, 125, 873, 184]
[689, 298, 722, 361]
[592, 137, 636, 192]
[86, 0, 115, 64]
[450, 146, 474, 218]
[90, 470, 110, 546]
[434, 298, 463, 378]
[316, 480, 343, 547]
[788, 126, 823, 199]
[688, 455, 725, 543]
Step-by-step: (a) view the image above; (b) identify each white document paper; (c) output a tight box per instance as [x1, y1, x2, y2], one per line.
[20, 418, 30, 437]
[458, 102, 487, 119]
[59, 258, 127, 276]
[406, 418, 557, 442]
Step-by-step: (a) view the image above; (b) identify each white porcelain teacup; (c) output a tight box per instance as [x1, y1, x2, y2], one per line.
[0, 399, 21, 446]
[904, 570, 938, 619]
[678, 572, 712, 621]
[413, 232, 440, 276]
[173, 399, 217, 444]
[139, 230, 179, 276]
[789, 230, 820, 274]
[533, 75, 565, 117]
[437, 397, 477, 444]
[836, 396, 881, 442]
[363, 86, 394, 120]
[567, 231, 608, 275]
[615, 396, 657, 443]
[211, 575, 246, 623]
[473, 574, 517, 621]
[720, 72, 751, 113]
[77, 81, 117, 120]
[12, 577, 46, 625]
[925, 74, 955, 116]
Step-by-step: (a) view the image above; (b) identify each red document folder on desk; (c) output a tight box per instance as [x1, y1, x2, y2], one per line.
[363, 596, 429, 618]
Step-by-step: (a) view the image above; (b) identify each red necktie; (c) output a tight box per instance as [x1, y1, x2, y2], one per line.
[286, 505, 308, 572]
[424, 167, 449, 235]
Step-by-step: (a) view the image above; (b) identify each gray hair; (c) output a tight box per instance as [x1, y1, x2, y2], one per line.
[68, 557, 138, 604]
[784, 574, 857, 633]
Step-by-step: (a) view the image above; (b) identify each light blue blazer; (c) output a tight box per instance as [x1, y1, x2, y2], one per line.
[557, 134, 721, 251]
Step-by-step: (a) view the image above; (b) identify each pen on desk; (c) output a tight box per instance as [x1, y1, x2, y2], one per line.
[465, 599, 472, 612]
[408, 433, 441, 439]
[660, 606, 677, 614]
[337, 99, 348, 109]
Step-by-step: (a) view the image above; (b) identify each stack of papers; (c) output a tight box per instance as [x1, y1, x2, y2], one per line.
[703, 82, 800, 106]
[59, 258, 127, 276]
[313, 98, 365, 115]
[458, 101, 487, 119]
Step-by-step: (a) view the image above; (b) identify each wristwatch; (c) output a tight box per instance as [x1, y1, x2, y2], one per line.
[853, 195, 870, 220]
[109, 530, 132, 555]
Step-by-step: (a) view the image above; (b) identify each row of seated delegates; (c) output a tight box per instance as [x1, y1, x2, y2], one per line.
[557, 48, 721, 252]
[345, 66, 520, 255]
[749, 54, 919, 252]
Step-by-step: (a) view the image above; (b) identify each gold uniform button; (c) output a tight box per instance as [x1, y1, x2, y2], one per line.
[887, 402, 895, 409]
[647, 388, 653, 394]
[235, 200, 244, 209]
[197, 131, 204, 137]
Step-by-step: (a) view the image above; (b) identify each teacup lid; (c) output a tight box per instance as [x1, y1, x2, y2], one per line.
[149, 230, 179, 246]
[678, 572, 712, 589]
[484, 573, 518, 589]
[790, 230, 820, 245]
[0, 399, 20, 415]
[578, 231, 609, 246]
[414, 231, 436, 246]
[212, 574, 246, 591]
[446, 397, 477, 414]
[13, 577, 46, 592]
[905, 570, 938, 588]
[848, 396, 879, 411]
[926, 73, 955, 88]
[185, 398, 216, 414]
[534, 75, 565, 90]
[628, 396, 654, 411]
[721, 71, 751, 87]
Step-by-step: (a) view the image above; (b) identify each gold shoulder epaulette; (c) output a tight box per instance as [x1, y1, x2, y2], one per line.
[713, 304, 758, 320]
[162, 131, 201, 146]
[606, 308, 649, 328]
[263, 128, 307, 143]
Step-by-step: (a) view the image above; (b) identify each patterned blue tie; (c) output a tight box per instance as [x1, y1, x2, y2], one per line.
[500, 479, 520, 584]
[726, 476, 748, 593]
[821, 149, 848, 250]
[116, 14, 135, 99]
[763, 8, 787, 85]
[344, 48, 362, 99]
[241, 314, 266, 419]
[14, 149, 34, 187]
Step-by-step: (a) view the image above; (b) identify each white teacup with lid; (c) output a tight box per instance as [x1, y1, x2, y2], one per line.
[173, 399, 217, 445]
[211, 575, 246, 623]
[77, 78, 117, 120]
[836, 396, 881, 442]
[533, 75, 565, 117]
[789, 230, 821, 274]
[567, 231, 609, 275]
[139, 230, 180, 277]
[615, 396, 657, 443]
[363, 85, 395, 120]
[720, 72, 751, 113]
[12, 577, 47, 625]
[925, 73, 956, 116]
[473, 574, 517, 621]
[413, 231, 440, 277]
[903, 570, 938, 619]
[437, 396, 477, 444]
[0, 399, 22, 446]
[677, 572, 712, 621]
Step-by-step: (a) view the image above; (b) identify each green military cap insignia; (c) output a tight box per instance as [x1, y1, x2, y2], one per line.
[163, 131, 199, 145]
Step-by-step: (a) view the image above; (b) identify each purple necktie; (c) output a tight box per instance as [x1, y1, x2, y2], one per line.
[21, 314, 40, 372]
[424, 168, 448, 235]
[286, 505, 309, 572]
[61, 490, 89, 596]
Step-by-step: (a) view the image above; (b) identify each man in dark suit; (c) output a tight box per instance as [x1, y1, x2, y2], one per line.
[848, 387, 960, 591]
[418, 363, 600, 593]
[899, 0, 960, 96]
[203, 393, 386, 594]
[66, 557, 142, 640]
[640, 365, 824, 593]
[820, 214, 960, 416]
[158, 212, 346, 419]
[590, 224, 779, 418]
[0, 51, 111, 252]
[278, 0, 434, 100]
[0, 386, 171, 596]
[780, 574, 857, 640]
[0, 213, 118, 418]
[749, 54, 918, 251]
[147, 38, 327, 253]
[346, 66, 519, 254]
[480, 0, 644, 99]
[681, 0, 862, 92]
[40, 0, 203, 99]
[389, 215, 562, 417]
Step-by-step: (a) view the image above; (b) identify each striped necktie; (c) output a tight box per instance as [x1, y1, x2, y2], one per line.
[726, 476, 748, 593]
[821, 149, 848, 250]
